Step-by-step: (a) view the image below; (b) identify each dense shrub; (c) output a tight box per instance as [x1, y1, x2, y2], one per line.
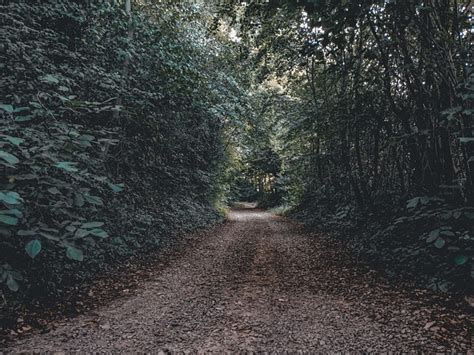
[0, 1, 243, 302]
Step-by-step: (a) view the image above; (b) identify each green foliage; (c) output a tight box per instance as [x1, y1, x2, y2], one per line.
[454, 255, 468, 266]
[107, 183, 125, 193]
[434, 238, 446, 249]
[0, 151, 20, 165]
[0, 265, 22, 292]
[66, 246, 84, 262]
[0, 191, 23, 205]
[25, 240, 42, 259]
[55, 162, 79, 172]
[6, 275, 19, 292]
[1, 0, 468, 306]
[0, 214, 18, 226]
[0, 0, 242, 297]
[227, 0, 473, 291]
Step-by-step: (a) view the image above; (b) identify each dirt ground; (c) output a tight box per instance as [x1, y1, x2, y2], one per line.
[5, 207, 472, 352]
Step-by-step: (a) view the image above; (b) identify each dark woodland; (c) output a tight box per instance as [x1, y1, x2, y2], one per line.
[0, 0, 473, 351]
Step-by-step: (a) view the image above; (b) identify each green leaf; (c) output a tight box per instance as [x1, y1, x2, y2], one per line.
[40, 227, 59, 233]
[440, 230, 455, 237]
[0, 150, 20, 165]
[0, 214, 18, 225]
[89, 228, 108, 238]
[15, 115, 33, 122]
[453, 211, 462, 219]
[84, 194, 103, 206]
[65, 225, 76, 233]
[40, 74, 59, 84]
[55, 162, 79, 172]
[434, 238, 446, 249]
[25, 240, 42, 258]
[39, 232, 60, 241]
[47, 187, 61, 195]
[460, 137, 474, 143]
[406, 197, 419, 209]
[0, 104, 14, 113]
[454, 255, 468, 266]
[81, 221, 104, 229]
[6, 274, 19, 292]
[0, 191, 23, 205]
[74, 229, 90, 238]
[2, 136, 24, 146]
[66, 246, 84, 261]
[107, 182, 125, 193]
[13, 107, 29, 113]
[0, 209, 22, 217]
[426, 229, 440, 243]
[74, 193, 85, 207]
[17, 230, 36, 237]
[79, 135, 94, 142]
[76, 135, 94, 147]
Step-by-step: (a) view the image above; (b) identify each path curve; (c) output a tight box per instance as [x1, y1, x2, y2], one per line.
[6, 208, 472, 352]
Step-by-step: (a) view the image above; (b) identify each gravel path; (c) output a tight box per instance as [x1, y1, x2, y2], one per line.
[5, 207, 472, 352]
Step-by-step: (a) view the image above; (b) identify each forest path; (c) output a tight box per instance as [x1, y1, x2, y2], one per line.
[6, 207, 471, 352]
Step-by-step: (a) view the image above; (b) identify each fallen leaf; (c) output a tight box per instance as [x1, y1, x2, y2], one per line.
[424, 321, 436, 330]
[99, 323, 111, 330]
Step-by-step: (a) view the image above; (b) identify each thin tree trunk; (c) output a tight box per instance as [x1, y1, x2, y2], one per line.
[114, 0, 132, 120]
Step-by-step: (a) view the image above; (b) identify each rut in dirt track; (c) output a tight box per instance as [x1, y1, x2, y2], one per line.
[6, 207, 472, 352]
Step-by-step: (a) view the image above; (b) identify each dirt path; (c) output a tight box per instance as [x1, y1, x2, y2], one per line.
[5, 208, 472, 352]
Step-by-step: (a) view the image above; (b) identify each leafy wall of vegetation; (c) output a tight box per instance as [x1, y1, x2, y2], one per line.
[0, 0, 248, 318]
